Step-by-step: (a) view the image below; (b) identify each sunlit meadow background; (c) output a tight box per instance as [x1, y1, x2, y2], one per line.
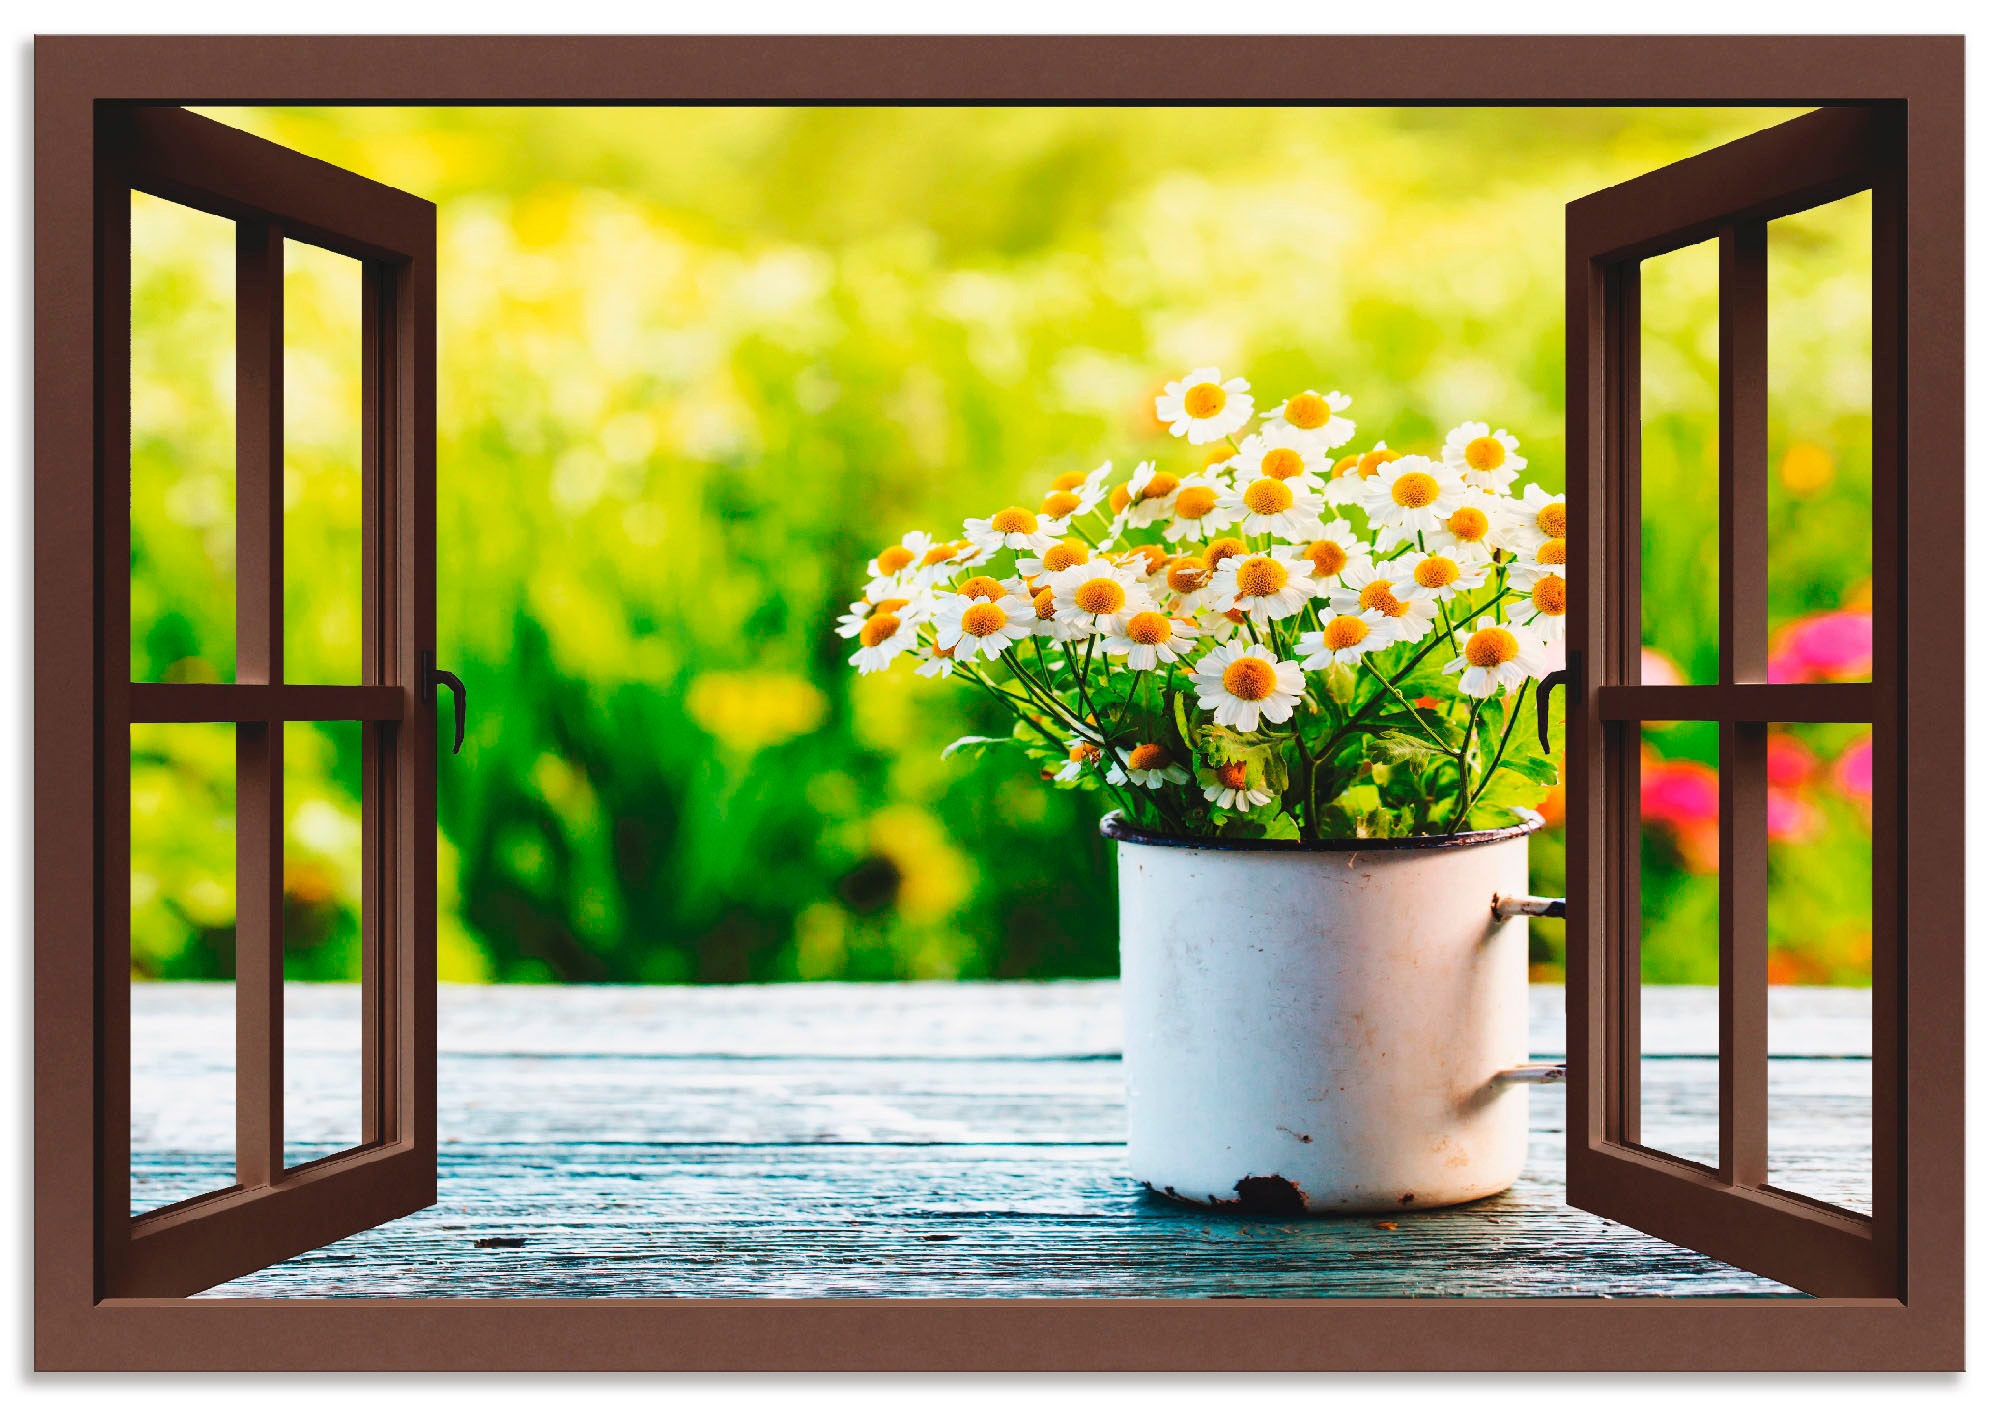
[128, 106, 1873, 988]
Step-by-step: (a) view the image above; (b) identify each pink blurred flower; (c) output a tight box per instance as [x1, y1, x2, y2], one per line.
[1766, 733, 1817, 790]
[1640, 757, 1719, 828]
[1766, 787, 1820, 842]
[1639, 648, 1686, 688]
[1770, 610, 1872, 683]
[1833, 736, 1873, 803]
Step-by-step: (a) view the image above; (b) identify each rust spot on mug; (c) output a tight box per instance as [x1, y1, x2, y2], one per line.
[1231, 1175, 1309, 1214]
[1399, 1192, 1417, 1206]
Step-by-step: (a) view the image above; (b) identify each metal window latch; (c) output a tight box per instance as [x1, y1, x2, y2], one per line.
[421, 650, 467, 755]
[1536, 669, 1566, 753]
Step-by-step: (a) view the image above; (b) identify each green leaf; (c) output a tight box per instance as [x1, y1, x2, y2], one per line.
[941, 734, 1013, 760]
[1259, 812, 1301, 842]
[1327, 662, 1359, 706]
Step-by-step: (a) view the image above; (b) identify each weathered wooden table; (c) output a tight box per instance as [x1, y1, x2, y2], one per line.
[128, 982, 1870, 1299]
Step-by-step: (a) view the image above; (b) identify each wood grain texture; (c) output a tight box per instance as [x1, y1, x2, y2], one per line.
[121, 983, 1870, 1299]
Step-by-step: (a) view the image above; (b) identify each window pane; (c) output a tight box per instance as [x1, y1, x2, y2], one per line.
[130, 721, 236, 1214]
[284, 720, 368, 1164]
[1636, 720, 1720, 1167]
[1768, 192, 1872, 684]
[1766, 721, 1872, 1214]
[283, 240, 365, 684]
[130, 192, 236, 683]
[1639, 240, 1721, 688]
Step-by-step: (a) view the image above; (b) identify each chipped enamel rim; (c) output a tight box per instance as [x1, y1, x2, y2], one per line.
[1100, 808, 1545, 854]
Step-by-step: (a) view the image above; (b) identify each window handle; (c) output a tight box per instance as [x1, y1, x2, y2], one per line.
[421, 650, 466, 755]
[1536, 669, 1566, 753]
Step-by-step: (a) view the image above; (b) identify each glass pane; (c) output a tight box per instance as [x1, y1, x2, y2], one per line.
[1766, 721, 1872, 1213]
[1639, 239, 1721, 687]
[283, 240, 365, 685]
[1637, 720, 1720, 1167]
[1768, 193, 1872, 684]
[284, 720, 367, 1164]
[130, 722, 236, 1214]
[130, 192, 236, 683]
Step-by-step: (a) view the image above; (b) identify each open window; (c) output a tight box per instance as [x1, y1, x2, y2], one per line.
[98, 107, 438, 1298]
[1565, 106, 1904, 1298]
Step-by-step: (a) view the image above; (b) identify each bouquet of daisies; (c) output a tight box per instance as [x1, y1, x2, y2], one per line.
[839, 369, 1567, 840]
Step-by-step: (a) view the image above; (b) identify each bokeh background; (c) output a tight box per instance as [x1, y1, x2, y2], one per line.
[128, 106, 1873, 988]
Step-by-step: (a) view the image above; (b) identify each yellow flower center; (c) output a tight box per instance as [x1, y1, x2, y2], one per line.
[1304, 539, 1349, 578]
[1127, 742, 1171, 772]
[961, 601, 1009, 638]
[1412, 556, 1460, 590]
[1217, 760, 1250, 790]
[1243, 478, 1294, 516]
[959, 575, 1007, 601]
[859, 613, 903, 647]
[1033, 586, 1058, 621]
[872, 597, 909, 615]
[1201, 444, 1236, 469]
[1182, 382, 1228, 419]
[1284, 392, 1332, 430]
[1041, 490, 1082, 519]
[1109, 484, 1132, 513]
[1125, 611, 1173, 646]
[1041, 540, 1089, 573]
[1074, 577, 1127, 615]
[1357, 580, 1410, 618]
[1464, 435, 1509, 472]
[1447, 506, 1490, 542]
[1536, 501, 1567, 538]
[1166, 557, 1209, 593]
[1222, 656, 1278, 701]
[1261, 447, 1305, 479]
[1202, 537, 1248, 570]
[990, 506, 1038, 535]
[1123, 543, 1168, 574]
[1465, 626, 1519, 669]
[875, 545, 916, 573]
[1358, 447, 1396, 478]
[1324, 615, 1370, 651]
[1234, 557, 1287, 598]
[1390, 471, 1441, 508]
[1139, 470, 1181, 500]
[1050, 470, 1088, 491]
[1536, 538, 1567, 566]
[1068, 741, 1101, 763]
[1174, 485, 1219, 519]
[922, 540, 967, 566]
[1531, 575, 1567, 616]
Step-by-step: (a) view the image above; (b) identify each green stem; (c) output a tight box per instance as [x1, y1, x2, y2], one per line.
[1462, 682, 1533, 821]
[1364, 655, 1454, 751]
[1313, 583, 1512, 764]
[1449, 695, 1488, 835]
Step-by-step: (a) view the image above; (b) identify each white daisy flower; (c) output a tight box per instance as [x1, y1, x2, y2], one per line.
[1159, 474, 1240, 543]
[1156, 367, 1255, 444]
[1217, 474, 1325, 543]
[1047, 461, 1114, 501]
[1118, 461, 1186, 528]
[1442, 421, 1527, 492]
[836, 596, 884, 639]
[1045, 558, 1158, 637]
[1037, 466, 1112, 535]
[1204, 759, 1272, 812]
[907, 537, 979, 588]
[1322, 577, 1441, 643]
[866, 529, 934, 584]
[1431, 497, 1509, 567]
[1192, 639, 1309, 733]
[1386, 549, 1491, 603]
[1356, 455, 1465, 546]
[964, 505, 1058, 559]
[1206, 549, 1315, 623]
[1295, 609, 1397, 671]
[1514, 483, 1567, 553]
[1518, 536, 1568, 579]
[1103, 608, 1198, 671]
[1160, 554, 1215, 610]
[1055, 734, 1126, 785]
[848, 607, 921, 674]
[1258, 388, 1357, 451]
[914, 643, 961, 678]
[1023, 581, 1090, 642]
[1019, 538, 1093, 587]
[1506, 572, 1569, 650]
[1120, 742, 1190, 790]
[1322, 440, 1399, 506]
[933, 591, 1036, 662]
[1443, 616, 1551, 698]
[1297, 523, 1376, 595]
[1227, 424, 1332, 491]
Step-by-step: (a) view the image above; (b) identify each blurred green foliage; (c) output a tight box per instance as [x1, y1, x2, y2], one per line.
[128, 105, 1869, 986]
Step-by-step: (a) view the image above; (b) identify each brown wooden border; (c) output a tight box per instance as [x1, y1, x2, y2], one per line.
[33, 33, 1963, 1372]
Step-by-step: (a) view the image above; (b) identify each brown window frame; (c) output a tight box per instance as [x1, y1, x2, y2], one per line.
[33, 34, 1962, 1372]
[92, 106, 438, 1299]
[1565, 105, 1910, 1300]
